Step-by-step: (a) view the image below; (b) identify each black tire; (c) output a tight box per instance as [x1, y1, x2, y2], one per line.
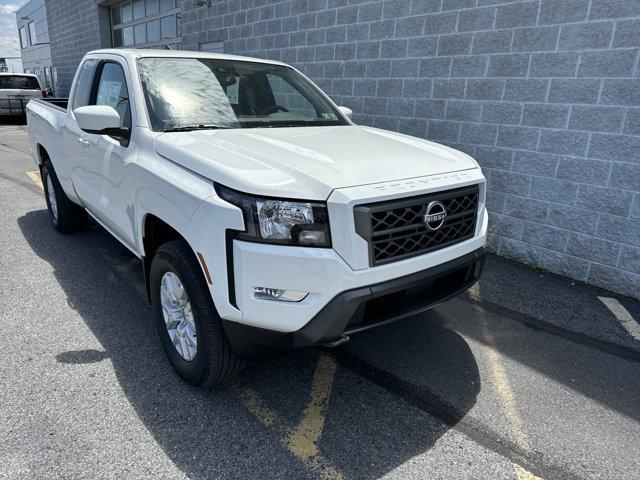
[42, 160, 87, 233]
[150, 240, 244, 386]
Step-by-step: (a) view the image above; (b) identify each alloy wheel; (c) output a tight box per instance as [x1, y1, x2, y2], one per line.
[160, 272, 197, 361]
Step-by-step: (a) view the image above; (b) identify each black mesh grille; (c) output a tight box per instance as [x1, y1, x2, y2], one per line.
[354, 185, 479, 266]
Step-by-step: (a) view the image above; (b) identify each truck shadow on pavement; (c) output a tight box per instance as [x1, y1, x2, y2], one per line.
[18, 209, 481, 480]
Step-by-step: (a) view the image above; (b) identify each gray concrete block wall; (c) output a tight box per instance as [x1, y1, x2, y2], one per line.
[181, 0, 640, 298]
[46, 0, 111, 96]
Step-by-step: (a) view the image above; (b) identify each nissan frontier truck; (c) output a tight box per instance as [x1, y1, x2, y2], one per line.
[27, 49, 487, 386]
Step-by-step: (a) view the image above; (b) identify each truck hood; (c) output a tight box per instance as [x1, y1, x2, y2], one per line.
[154, 125, 478, 199]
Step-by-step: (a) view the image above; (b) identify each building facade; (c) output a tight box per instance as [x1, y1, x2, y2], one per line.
[15, 0, 55, 92]
[43, 0, 182, 96]
[17, 0, 640, 298]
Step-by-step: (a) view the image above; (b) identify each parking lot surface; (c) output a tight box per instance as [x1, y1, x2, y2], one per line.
[1, 122, 639, 479]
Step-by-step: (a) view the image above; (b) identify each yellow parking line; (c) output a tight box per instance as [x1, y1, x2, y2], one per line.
[236, 386, 281, 428]
[235, 353, 343, 480]
[25, 170, 42, 189]
[480, 331, 542, 479]
[101, 253, 147, 300]
[466, 283, 481, 300]
[480, 318, 530, 451]
[514, 464, 543, 480]
[285, 353, 337, 462]
[476, 310, 542, 479]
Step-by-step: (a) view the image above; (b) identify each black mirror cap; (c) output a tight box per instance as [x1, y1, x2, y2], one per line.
[80, 127, 130, 147]
[80, 126, 128, 137]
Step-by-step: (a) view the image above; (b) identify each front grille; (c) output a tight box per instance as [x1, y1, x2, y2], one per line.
[354, 185, 479, 266]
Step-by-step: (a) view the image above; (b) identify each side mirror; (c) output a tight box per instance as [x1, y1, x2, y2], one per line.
[337, 105, 353, 121]
[74, 105, 123, 135]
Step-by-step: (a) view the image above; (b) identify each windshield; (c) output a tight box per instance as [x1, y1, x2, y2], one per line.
[0, 75, 40, 90]
[138, 57, 347, 131]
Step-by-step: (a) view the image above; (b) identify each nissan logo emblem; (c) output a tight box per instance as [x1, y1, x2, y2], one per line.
[424, 201, 447, 231]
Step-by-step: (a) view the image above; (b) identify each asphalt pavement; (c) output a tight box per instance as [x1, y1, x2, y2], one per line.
[1, 120, 639, 480]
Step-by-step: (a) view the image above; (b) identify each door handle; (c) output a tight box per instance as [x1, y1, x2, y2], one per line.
[78, 137, 90, 145]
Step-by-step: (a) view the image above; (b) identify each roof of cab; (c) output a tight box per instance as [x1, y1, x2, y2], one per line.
[85, 48, 288, 67]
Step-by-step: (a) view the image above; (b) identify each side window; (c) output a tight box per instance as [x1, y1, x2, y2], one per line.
[93, 62, 131, 132]
[266, 73, 317, 118]
[72, 59, 98, 110]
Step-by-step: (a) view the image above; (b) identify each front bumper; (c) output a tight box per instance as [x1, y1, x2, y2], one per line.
[228, 207, 487, 333]
[223, 247, 485, 358]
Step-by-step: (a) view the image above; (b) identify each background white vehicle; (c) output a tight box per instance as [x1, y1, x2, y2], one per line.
[0, 73, 43, 117]
[26, 49, 487, 386]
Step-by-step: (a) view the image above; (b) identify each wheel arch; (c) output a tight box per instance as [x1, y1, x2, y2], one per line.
[36, 143, 49, 170]
[141, 213, 211, 303]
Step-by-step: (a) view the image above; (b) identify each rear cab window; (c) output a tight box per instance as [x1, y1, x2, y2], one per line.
[0, 75, 41, 90]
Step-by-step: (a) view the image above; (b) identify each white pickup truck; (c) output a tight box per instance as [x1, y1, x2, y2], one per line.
[27, 49, 487, 386]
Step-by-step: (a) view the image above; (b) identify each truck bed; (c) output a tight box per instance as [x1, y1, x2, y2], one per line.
[34, 98, 69, 111]
[2, 97, 67, 116]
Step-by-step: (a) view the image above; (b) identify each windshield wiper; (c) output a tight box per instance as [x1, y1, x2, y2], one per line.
[264, 124, 339, 129]
[162, 124, 232, 132]
[251, 121, 342, 128]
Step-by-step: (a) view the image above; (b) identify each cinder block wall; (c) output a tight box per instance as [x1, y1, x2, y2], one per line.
[182, 0, 640, 298]
[46, 0, 111, 96]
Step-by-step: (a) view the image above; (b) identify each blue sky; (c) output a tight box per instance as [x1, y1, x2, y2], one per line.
[0, 0, 27, 71]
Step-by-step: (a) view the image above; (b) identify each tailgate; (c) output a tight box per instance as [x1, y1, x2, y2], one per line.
[0, 90, 41, 114]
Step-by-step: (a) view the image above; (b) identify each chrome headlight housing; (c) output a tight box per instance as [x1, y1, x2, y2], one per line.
[217, 185, 331, 247]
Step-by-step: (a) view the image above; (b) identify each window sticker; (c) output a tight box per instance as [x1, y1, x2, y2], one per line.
[226, 78, 239, 104]
[321, 112, 337, 119]
[97, 80, 123, 108]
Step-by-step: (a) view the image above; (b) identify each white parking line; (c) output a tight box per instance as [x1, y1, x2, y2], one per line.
[598, 296, 640, 341]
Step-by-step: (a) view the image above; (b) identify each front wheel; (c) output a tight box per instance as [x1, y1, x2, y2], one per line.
[150, 240, 244, 386]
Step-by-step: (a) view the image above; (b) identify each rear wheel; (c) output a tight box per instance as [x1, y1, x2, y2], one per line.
[150, 240, 244, 386]
[42, 160, 87, 232]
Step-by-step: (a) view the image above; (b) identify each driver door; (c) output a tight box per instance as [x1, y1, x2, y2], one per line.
[75, 59, 136, 250]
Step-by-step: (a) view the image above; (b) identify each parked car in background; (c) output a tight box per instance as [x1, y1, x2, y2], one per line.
[0, 73, 42, 118]
[26, 49, 487, 386]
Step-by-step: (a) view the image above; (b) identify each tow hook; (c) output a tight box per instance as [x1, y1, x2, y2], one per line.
[323, 336, 350, 348]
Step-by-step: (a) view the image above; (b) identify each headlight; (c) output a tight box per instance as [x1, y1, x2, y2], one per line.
[217, 185, 331, 247]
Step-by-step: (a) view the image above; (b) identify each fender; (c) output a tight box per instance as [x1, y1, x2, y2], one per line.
[134, 196, 244, 323]
[132, 152, 213, 254]
[183, 194, 245, 322]
[132, 154, 244, 321]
